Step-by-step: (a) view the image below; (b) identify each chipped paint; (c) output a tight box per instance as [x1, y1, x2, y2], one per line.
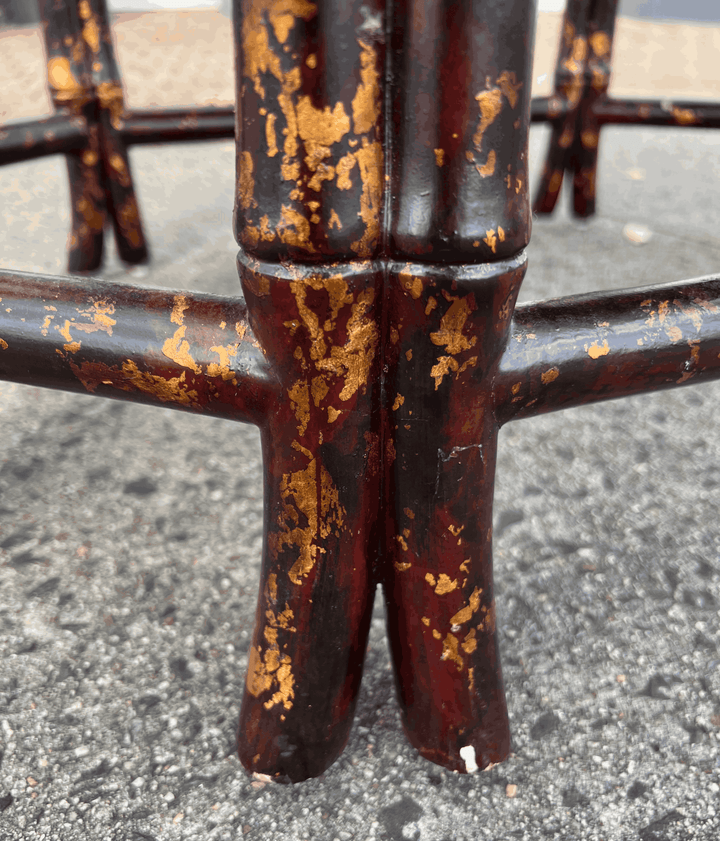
[541, 367, 559, 384]
[449, 587, 482, 625]
[586, 340, 609, 359]
[434, 574, 458, 595]
[352, 40, 381, 135]
[441, 633, 464, 669]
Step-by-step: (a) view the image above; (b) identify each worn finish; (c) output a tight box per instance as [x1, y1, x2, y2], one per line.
[238, 256, 382, 782]
[388, 0, 534, 262]
[234, 0, 387, 781]
[0, 269, 272, 422]
[381, 257, 526, 773]
[5, 0, 720, 785]
[495, 276, 720, 424]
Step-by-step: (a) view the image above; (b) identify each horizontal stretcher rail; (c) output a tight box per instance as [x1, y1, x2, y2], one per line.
[0, 270, 273, 424]
[496, 275, 720, 424]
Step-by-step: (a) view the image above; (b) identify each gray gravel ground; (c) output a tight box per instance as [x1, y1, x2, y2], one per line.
[2, 114, 720, 841]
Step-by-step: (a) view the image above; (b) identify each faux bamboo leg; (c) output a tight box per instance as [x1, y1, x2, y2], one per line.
[532, 0, 590, 216]
[572, 0, 619, 217]
[78, 0, 148, 265]
[39, 0, 106, 272]
[384, 0, 535, 772]
[382, 257, 526, 773]
[234, 0, 386, 782]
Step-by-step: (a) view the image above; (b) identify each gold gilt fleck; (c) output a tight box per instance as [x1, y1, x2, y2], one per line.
[541, 367, 559, 384]
[433, 629, 442, 640]
[434, 148, 445, 167]
[278, 205, 315, 251]
[327, 288, 378, 401]
[74, 300, 116, 335]
[163, 327, 200, 373]
[586, 340, 609, 359]
[462, 628, 477, 654]
[496, 71, 523, 108]
[350, 139, 383, 257]
[69, 358, 199, 406]
[399, 271, 423, 299]
[265, 113, 278, 157]
[336, 154, 356, 190]
[117, 197, 141, 246]
[311, 375, 329, 406]
[396, 535, 408, 551]
[430, 295, 476, 355]
[47, 58, 87, 108]
[77, 197, 104, 231]
[425, 296, 437, 315]
[421, 617, 430, 627]
[667, 325, 682, 342]
[246, 643, 295, 711]
[673, 107, 696, 126]
[328, 209, 343, 230]
[589, 31, 610, 57]
[405, 349, 413, 361]
[267, 573, 278, 602]
[81, 4, 100, 54]
[431, 356, 459, 390]
[241, 0, 316, 99]
[404, 508, 415, 519]
[288, 380, 310, 435]
[473, 89, 503, 154]
[0, 339, 7, 350]
[207, 342, 239, 380]
[441, 633, 464, 669]
[425, 572, 436, 588]
[96, 82, 125, 129]
[352, 40, 381, 135]
[239, 151, 256, 210]
[434, 574, 458, 595]
[328, 407, 341, 422]
[450, 587, 482, 625]
[581, 130, 598, 149]
[272, 450, 346, 586]
[477, 149, 496, 178]
[392, 394, 404, 411]
[448, 524, 464, 537]
[306, 53, 317, 69]
[395, 561, 412, 572]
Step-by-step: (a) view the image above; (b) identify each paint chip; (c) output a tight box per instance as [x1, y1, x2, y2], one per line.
[459, 745, 478, 773]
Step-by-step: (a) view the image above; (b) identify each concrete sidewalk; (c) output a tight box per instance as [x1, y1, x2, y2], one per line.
[2, 10, 720, 841]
